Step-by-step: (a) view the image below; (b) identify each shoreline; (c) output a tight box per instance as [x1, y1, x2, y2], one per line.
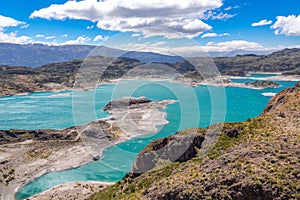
[1, 75, 299, 199]
[26, 181, 115, 200]
[11, 98, 176, 199]
[1, 73, 300, 98]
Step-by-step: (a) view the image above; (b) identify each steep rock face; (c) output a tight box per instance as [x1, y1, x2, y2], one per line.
[129, 130, 205, 177]
[262, 81, 300, 114]
[90, 82, 300, 200]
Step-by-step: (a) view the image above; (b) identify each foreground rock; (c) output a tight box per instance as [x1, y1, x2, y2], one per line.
[0, 97, 174, 199]
[90, 82, 300, 200]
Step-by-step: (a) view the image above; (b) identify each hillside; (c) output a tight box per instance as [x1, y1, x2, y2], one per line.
[0, 57, 143, 96]
[214, 48, 300, 76]
[0, 48, 300, 96]
[1, 43, 300, 74]
[90, 82, 300, 199]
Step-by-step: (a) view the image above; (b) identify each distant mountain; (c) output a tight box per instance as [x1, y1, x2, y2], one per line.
[0, 43, 95, 68]
[122, 51, 183, 63]
[0, 43, 183, 67]
[212, 48, 300, 76]
[207, 49, 274, 57]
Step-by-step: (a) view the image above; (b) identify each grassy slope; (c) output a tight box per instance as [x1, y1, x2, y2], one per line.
[90, 82, 300, 200]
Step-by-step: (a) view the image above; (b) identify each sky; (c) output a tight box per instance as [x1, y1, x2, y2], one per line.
[0, 0, 300, 56]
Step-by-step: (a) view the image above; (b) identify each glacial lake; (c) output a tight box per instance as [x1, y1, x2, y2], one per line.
[0, 76, 296, 199]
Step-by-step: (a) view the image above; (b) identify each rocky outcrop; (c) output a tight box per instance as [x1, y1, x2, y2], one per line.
[129, 130, 205, 177]
[0, 129, 77, 145]
[245, 80, 280, 89]
[103, 97, 151, 111]
[262, 81, 300, 114]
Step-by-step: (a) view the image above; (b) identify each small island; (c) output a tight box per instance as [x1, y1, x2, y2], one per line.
[245, 80, 280, 89]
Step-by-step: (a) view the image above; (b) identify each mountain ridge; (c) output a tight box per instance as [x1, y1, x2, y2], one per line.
[1, 43, 300, 69]
[0, 43, 183, 67]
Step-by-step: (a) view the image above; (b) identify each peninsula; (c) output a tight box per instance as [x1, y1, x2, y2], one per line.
[0, 97, 175, 197]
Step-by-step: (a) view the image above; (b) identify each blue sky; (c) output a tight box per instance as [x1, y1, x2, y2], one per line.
[0, 0, 300, 56]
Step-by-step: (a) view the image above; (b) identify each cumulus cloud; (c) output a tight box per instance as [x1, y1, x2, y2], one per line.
[30, 0, 224, 38]
[201, 32, 230, 38]
[113, 40, 274, 57]
[271, 15, 300, 36]
[93, 34, 109, 42]
[170, 40, 276, 57]
[36, 34, 44, 38]
[224, 6, 240, 11]
[0, 15, 31, 44]
[87, 25, 94, 30]
[131, 33, 141, 37]
[0, 15, 26, 28]
[204, 11, 236, 20]
[62, 36, 90, 45]
[201, 33, 218, 38]
[45, 36, 56, 40]
[203, 40, 264, 52]
[252, 19, 272, 27]
[0, 32, 31, 44]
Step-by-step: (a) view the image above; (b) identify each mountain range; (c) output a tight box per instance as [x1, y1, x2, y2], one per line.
[0, 43, 184, 67]
[0, 43, 285, 68]
[0, 47, 300, 96]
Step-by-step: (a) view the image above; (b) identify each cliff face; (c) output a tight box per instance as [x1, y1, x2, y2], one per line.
[90, 82, 300, 200]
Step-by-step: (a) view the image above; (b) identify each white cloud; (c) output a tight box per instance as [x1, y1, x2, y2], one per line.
[252, 19, 272, 27]
[93, 35, 109, 42]
[220, 33, 230, 37]
[0, 15, 26, 28]
[36, 34, 45, 38]
[170, 40, 275, 57]
[271, 15, 300, 36]
[45, 36, 56, 40]
[204, 11, 236, 20]
[61, 34, 68, 37]
[224, 6, 240, 11]
[119, 42, 172, 55]
[201, 32, 230, 38]
[30, 0, 224, 38]
[201, 33, 218, 38]
[0, 32, 32, 44]
[113, 40, 275, 57]
[0, 15, 31, 44]
[150, 41, 166, 47]
[62, 36, 91, 45]
[131, 33, 141, 37]
[213, 13, 236, 20]
[203, 40, 265, 52]
[87, 25, 94, 30]
[21, 24, 30, 29]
